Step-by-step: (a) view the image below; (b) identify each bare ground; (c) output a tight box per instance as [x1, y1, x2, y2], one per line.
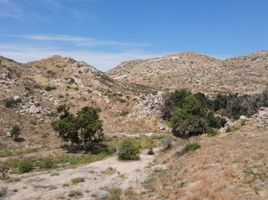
[0, 150, 161, 200]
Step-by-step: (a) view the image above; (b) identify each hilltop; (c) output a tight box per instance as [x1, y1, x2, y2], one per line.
[108, 51, 268, 95]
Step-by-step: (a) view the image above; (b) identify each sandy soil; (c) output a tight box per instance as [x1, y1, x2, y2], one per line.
[1, 150, 161, 200]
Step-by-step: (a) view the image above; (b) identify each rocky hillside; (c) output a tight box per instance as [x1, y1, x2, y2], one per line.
[108, 51, 268, 95]
[0, 55, 161, 148]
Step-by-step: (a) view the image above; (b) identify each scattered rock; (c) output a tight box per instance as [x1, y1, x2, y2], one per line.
[96, 190, 109, 199]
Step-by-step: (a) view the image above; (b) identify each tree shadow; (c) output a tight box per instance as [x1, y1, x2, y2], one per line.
[61, 143, 110, 154]
[14, 137, 25, 143]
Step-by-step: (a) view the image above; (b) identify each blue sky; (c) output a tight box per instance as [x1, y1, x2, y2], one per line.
[0, 0, 267, 70]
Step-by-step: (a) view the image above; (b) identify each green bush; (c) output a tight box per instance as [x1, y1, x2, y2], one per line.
[71, 177, 85, 184]
[0, 187, 7, 198]
[207, 129, 218, 137]
[38, 158, 55, 169]
[184, 143, 200, 152]
[118, 139, 140, 160]
[165, 90, 226, 138]
[108, 187, 122, 200]
[4, 98, 21, 108]
[45, 85, 56, 91]
[170, 108, 208, 137]
[10, 125, 21, 141]
[211, 91, 268, 119]
[18, 160, 33, 173]
[147, 147, 154, 155]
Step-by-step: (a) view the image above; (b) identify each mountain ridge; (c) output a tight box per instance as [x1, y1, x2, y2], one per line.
[108, 51, 268, 95]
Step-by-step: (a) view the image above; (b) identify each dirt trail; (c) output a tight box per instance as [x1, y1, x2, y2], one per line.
[1, 151, 161, 200]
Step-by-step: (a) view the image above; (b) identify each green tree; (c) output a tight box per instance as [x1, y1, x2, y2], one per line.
[52, 105, 104, 150]
[169, 90, 226, 137]
[170, 108, 208, 137]
[76, 106, 103, 149]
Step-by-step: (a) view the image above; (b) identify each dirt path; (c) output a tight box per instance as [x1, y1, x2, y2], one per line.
[1, 150, 161, 200]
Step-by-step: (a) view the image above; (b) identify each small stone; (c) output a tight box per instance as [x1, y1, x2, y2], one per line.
[145, 132, 155, 138]
[96, 190, 109, 199]
[13, 95, 21, 101]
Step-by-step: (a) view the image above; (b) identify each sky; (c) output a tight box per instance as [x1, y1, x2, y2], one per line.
[0, 0, 267, 71]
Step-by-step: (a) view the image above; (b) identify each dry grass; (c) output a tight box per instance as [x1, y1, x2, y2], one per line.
[138, 128, 268, 200]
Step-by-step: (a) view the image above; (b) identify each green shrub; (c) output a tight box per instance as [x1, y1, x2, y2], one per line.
[119, 110, 129, 116]
[226, 125, 235, 132]
[71, 177, 85, 184]
[211, 91, 268, 120]
[118, 139, 140, 160]
[18, 160, 33, 173]
[66, 77, 75, 84]
[0, 187, 7, 198]
[10, 125, 21, 141]
[38, 158, 55, 169]
[165, 90, 226, 138]
[207, 129, 218, 137]
[240, 119, 247, 126]
[45, 85, 56, 91]
[147, 148, 154, 155]
[170, 108, 208, 137]
[184, 143, 200, 152]
[108, 187, 122, 200]
[4, 98, 21, 108]
[50, 172, 60, 176]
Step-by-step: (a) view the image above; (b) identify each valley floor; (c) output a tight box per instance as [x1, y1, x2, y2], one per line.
[1, 122, 268, 200]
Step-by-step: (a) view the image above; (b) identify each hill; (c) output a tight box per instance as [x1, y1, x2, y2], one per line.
[0, 55, 160, 149]
[108, 51, 268, 95]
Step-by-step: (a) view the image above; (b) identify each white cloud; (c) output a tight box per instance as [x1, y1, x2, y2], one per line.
[0, 43, 160, 71]
[0, 0, 98, 22]
[21, 34, 150, 48]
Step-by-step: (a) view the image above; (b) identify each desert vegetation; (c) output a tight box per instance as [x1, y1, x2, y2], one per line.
[211, 90, 268, 119]
[162, 89, 268, 137]
[118, 138, 141, 160]
[52, 104, 104, 150]
[162, 90, 226, 137]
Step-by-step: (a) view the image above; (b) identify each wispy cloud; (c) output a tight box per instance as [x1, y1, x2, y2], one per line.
[0, 0, 98, 22]
[0, 43, 160, 71]
[20, 34, 150, 48]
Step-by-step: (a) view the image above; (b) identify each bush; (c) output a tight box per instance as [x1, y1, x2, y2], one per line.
[164, 90, 226, 138]
[147, 147, 154, 155]
[10, 125, 21, 141]
[211, 91, 268, 119]
[240, 119, 247, 126]
[38, 158, 55, 169]
[170, 108, 208, 137]
[207, 129, 218, 137]
[71, 177, 85, 184]
[18, 160, 33, 173]
[108, 187, 122, 200]
[4, 98, 21, 108]
[0, 187, 7, 198]
[184, 143, 200, 152]
[118, 139, 140, 160]
[45, 85, 56, 91]
[226, 126, 232, 132]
